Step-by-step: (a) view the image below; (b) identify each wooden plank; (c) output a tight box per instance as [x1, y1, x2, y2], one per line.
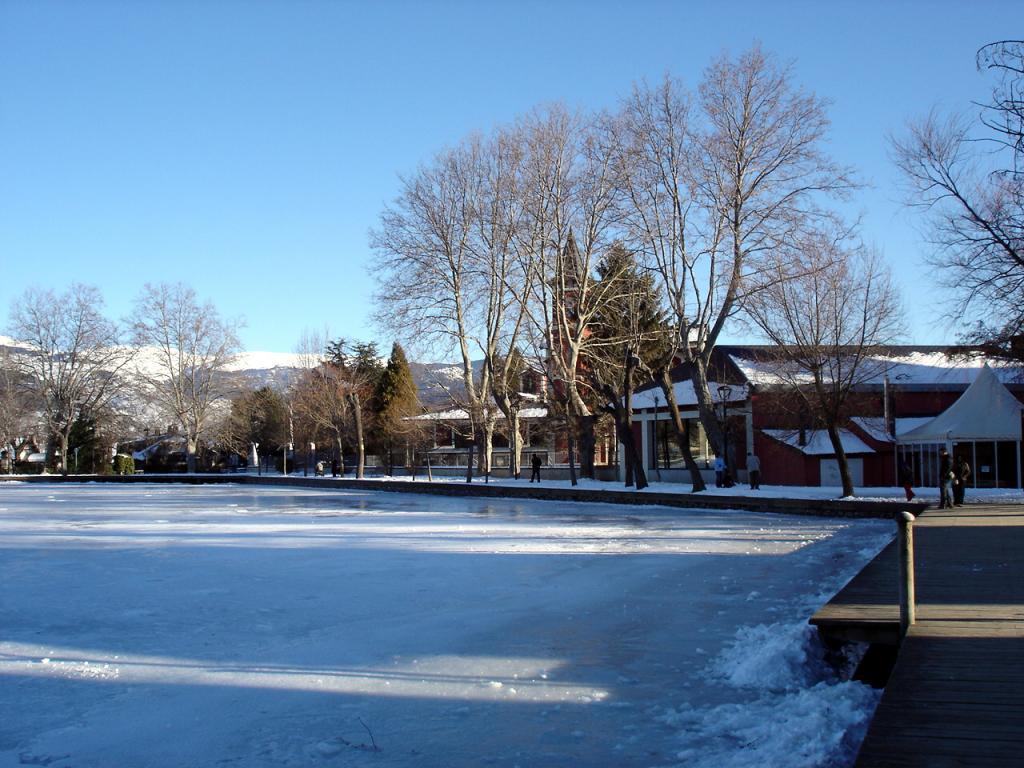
[848, 504, 1024, 767]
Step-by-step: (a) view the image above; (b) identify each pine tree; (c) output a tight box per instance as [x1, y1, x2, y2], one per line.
[375, 342, 421, 474]
[586, 244, 668, 489]
[227, 387, 288, 470]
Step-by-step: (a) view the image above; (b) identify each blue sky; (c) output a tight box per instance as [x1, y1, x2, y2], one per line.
[0, 0, 1019, 354]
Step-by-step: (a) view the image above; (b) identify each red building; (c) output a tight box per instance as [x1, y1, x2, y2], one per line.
[629, 346, 1024, 489]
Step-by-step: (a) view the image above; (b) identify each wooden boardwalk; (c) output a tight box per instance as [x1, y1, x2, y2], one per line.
[811, 504, 1024, 766]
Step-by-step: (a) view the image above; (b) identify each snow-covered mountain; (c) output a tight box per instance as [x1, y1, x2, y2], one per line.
[1, 335, 472, 405]
[409, 360, 486, 405]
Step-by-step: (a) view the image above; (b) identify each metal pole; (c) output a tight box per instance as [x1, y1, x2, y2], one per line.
[897, 511, 916, 639]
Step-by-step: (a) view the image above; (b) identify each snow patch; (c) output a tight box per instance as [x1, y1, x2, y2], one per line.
[660, 681, 879, 768]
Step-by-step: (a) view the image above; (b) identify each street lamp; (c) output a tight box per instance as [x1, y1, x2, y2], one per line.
[717, 384, 733, 486]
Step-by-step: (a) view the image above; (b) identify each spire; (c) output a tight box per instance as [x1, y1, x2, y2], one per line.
[560, 230, 581, 291]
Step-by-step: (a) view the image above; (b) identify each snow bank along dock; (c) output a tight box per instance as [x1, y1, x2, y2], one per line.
[812, 504, 1024, 766]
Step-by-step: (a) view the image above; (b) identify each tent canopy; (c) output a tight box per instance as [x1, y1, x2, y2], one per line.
[899, 364, 1024, 443]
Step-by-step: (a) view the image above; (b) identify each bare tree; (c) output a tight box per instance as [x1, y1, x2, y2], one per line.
[371, 139, 493, 482]
[892, 40, 1024, 355]
[131, 282, 242, 473]
[617, 49, 852, 488]
[327, 339, 383, 478]
[0, 346, 31, 470]
[8, 284, 132, 474]
[746, 233, 904, 497]
[514, 106, 622, 484]
[468, 127, 533, 478]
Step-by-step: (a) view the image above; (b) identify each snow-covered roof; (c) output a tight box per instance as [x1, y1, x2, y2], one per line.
[896, 417, 933, 437]
[898, 364, 1024, 442]
[731, 350, 1024, 389]
[850, 417, 891, 443]
[849, 417, 937, 443]
[762, 429, 874, 456]
[410, 406, 548, 422]
[630, 381, 747, 410]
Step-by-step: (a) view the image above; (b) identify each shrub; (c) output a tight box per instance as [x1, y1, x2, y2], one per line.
[113, 454, 135, 475]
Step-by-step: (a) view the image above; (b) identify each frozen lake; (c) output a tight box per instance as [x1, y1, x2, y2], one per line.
[0, 484, 891, 767]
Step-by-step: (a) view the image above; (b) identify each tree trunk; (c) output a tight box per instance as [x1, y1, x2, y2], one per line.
[350, 392, 365, 479]
[622, 416, 634, 488]
[58, 431, 70, 476]
[186, 436, 198, 474]
[566, 413, 578, 487]
[690, 359, 726, 461]
[509, 410, 522, 479]
[483, 416, 495, 478]
[658, 367, 706, 492]
[577, 414, 596, 479]
[826, 422, 855, 498]
[621, 350, 647, 489]
[335, 435, 344, 476]
[493, 392, 522, 480]
[605, 403, 646, 489]
[599, 365, 647, 490]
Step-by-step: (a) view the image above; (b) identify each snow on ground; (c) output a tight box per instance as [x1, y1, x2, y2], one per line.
[341, 473, 1024, 505]
[0, 484, 893, 767]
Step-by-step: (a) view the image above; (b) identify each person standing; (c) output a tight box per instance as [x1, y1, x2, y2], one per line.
[898, 458, 915, 501]
[938, 448, 954, 509]
[529, 453, 542, 483]
[953, 455, 971, 506]
[713, 455, 726, 488]
[747, 452, 761, 490]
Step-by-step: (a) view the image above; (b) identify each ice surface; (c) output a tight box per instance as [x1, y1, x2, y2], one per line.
[0, 484, 892, 767]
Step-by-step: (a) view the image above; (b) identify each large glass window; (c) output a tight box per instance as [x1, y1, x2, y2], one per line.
[997, 441, 1020, 488]
[974, 441, 996, 488]
[903, 440, 1022, 489]
[651, 419, 706, 469]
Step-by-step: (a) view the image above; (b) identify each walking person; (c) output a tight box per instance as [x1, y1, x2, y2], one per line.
[953, 455, 971, 506]
[898, 458, 915, 501]
[529, 453, 542, 483]
[938, 448, 954, 509]
[747, 452, 761, 490]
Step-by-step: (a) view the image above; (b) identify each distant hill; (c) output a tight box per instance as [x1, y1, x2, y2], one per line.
[409, 360, 486, 405]
[1, 335, 478, 406]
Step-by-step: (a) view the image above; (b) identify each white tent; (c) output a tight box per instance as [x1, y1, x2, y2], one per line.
[899, 364, 1023, 443]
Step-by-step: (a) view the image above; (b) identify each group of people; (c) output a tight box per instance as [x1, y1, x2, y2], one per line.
[313, 459, 342, 477]
[899, 450, 971, 508]
[939, 448, 972, 508]
[713, 453, 761, 490]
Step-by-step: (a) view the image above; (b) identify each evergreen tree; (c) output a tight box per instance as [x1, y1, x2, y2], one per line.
[586, 244, 668, 489]
[226, 387, 288, 469]
[68, 415, 100, 474]
[375, 342, 421, 474]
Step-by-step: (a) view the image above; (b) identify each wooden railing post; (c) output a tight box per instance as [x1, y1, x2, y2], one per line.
[897, 511, 916, 638]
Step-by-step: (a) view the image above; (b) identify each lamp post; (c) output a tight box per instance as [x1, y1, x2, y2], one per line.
[717, 384, 733, 486]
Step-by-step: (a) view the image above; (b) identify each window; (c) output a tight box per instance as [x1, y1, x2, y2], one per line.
[651, 418, 706, 469]
[433, 425, 455, 449]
